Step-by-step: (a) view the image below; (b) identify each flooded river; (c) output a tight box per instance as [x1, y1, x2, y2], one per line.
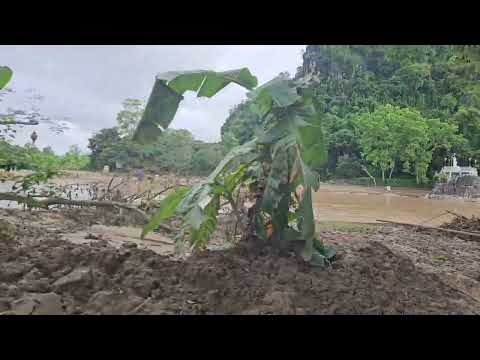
[313, 184, 480, 226]
[2, 173, 480, 226]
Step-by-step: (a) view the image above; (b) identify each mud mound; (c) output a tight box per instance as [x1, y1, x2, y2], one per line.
[1, 235, 478, 315]
[441, 214, 480, 233]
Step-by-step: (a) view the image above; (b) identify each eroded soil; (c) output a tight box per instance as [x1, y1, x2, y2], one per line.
[1, 208, 479, 315]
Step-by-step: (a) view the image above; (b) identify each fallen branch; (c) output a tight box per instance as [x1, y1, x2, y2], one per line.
[0, 192, 148, 222]
[446, 210, 467, 219]
[376, 219, 480, 241]
[361, 165, 376, 187]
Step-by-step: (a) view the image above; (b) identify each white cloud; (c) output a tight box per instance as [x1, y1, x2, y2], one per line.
[1, 45, 306, 153]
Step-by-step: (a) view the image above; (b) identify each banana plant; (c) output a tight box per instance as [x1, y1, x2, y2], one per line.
[135, 68, 335, 266]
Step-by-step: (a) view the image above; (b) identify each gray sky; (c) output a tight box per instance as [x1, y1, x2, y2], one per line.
[1, 45, 306, 154]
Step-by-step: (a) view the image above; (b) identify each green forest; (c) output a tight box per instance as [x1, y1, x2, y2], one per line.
[222, 45, 480, 186]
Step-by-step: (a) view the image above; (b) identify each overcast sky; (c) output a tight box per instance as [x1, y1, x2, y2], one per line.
[1, 45, 306, 154]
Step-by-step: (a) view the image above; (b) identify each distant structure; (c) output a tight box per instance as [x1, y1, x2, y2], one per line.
[30, 131, 38, 145]
[440, 153, 478, 181]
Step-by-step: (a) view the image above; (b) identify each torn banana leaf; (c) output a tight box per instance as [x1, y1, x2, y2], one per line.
[133, 68, 257, 143]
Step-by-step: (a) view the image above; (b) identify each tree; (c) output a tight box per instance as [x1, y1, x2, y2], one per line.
[221, 100, 263, 145]
[42, 146, 55, 155]
[353, 105, 398, 182]
[286, 45, 480, 179]
[116, 99, 145, 139]
[88, 128, 122, 169]
[61, 145, 90, 170]
[353, 104, 462, 184]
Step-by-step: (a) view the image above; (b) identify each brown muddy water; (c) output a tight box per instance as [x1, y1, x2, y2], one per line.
[2, 171, 479, 226]
[313, 184, 480, 226]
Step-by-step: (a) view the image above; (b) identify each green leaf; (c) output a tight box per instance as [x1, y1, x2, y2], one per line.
[133, 68, 257, 144]
[132, 81, 183, 143]
[322, 244, 337, 260]
[175, 140, 258, 216]
[160, 68, 257, 97]
[222, 163, 249, 193]
[271, 133, 296, 159]
[248, 75, 300, 116]
[208, 139, 258, 180]
[309, 251, 329, 267]
[295, 113, 327, 170]
[0, 66, 13, 90]
[185, 195, 220, 250]
[141, 186, 190, 239]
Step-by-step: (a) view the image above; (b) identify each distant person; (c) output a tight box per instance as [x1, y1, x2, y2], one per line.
[134, 169, 145, 182]
[133, 169, 146, 194]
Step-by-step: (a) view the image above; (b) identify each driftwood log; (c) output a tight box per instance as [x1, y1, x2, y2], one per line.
[0, 191, 148, 219]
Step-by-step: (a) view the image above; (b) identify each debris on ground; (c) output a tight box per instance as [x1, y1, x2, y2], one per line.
[441, 214, 480, 233]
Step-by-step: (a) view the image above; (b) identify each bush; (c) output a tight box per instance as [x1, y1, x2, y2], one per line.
[334, 155, 363, 178]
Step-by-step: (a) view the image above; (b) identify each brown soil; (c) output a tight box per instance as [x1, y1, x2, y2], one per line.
[1, 209, 479, 315]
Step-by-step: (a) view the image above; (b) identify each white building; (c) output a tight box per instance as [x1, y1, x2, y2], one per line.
[440, 154, 478, 180]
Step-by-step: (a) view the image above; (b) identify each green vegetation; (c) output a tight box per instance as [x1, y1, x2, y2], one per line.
[0, 141, 90, 171]
[86, 70, 261, 176]
[316, 221, 377, 234]
[352, 104, 461, 184]
[221, 46, 480, 186]
[136, 69, 335, 266]
[88, 122, 226, 176]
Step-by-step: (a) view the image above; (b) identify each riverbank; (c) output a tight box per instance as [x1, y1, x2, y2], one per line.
[2, 171, 480, 314]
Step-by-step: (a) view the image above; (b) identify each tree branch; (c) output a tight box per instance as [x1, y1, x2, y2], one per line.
[0, 192, 148, 221]
[361, 165, 377, 186]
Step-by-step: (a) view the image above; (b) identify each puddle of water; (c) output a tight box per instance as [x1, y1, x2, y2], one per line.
[313, 184, 480, 226]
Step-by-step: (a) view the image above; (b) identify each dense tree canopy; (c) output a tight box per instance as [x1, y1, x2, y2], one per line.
[222, 45, 480, 183]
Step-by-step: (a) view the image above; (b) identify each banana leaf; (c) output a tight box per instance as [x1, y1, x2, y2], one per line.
[133, 68, 257, 143]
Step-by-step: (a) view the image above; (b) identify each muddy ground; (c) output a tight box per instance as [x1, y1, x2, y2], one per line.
[1, 207, 479, 315]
